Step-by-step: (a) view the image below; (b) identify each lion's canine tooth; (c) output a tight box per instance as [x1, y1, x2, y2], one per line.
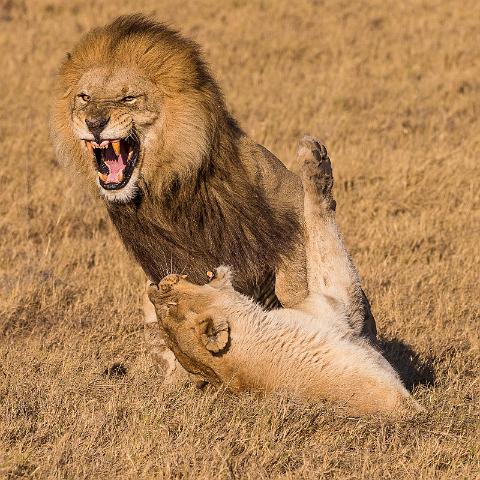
[112, 140, 121, 156]
[127, 150, 133, 159]
[98, 172, 108, 182]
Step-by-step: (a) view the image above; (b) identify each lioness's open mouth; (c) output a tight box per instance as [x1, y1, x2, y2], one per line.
[85, 136, 139, 190]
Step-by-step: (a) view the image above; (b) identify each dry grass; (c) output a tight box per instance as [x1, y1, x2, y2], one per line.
[1, 0, 479, 478]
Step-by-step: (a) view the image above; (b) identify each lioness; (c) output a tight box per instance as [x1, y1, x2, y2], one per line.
[51, 15, 376, 376]
[147, 138, 422, 417]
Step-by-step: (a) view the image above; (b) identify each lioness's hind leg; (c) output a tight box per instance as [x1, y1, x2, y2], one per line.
[298, 136, 336, 214]
[298, 136, 376, 340]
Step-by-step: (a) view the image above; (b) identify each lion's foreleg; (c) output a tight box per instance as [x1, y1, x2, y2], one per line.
[298, 136, 377, 340]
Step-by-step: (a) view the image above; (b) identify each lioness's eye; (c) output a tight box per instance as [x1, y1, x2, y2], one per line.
[77, 93, 90, 102]
[122, 96, 137, 104]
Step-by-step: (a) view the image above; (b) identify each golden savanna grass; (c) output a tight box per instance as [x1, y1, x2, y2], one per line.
[1, 0, 479, 478]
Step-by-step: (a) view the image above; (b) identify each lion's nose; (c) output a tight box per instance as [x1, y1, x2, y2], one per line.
[85, 116, 110, 140]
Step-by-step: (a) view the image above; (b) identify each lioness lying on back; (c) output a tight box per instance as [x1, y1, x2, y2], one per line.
[147, 138, 423, 418]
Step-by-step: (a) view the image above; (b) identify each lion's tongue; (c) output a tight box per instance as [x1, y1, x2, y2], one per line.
[104, 146, 127, 184]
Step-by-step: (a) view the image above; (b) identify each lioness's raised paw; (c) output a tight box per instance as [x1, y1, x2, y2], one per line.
[298, 135, 335, 212]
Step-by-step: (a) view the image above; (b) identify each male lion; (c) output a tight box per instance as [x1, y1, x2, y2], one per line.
[51, 15, 376, 377]
[147, 138, 423, 417]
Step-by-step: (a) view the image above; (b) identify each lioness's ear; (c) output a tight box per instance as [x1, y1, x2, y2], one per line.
[197, 314, 229, 353]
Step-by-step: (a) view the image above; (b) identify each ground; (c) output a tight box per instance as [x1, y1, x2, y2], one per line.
[0, 0, 479, 478]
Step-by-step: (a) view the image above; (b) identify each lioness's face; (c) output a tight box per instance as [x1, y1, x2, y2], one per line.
[71, 66, 160, 202]
[148, 271, 232, 367]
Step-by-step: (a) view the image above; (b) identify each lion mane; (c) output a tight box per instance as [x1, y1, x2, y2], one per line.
[50, 14, 306, 305]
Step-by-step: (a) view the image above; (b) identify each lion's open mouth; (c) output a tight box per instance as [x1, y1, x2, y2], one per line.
[85, 137, 139, 190]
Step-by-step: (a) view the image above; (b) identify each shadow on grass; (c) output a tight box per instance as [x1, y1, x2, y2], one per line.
[379, 337, 435, 390]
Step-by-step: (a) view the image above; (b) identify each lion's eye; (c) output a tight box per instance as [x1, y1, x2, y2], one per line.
[77, 93, 90, 103]
[121, 96, 137, 104]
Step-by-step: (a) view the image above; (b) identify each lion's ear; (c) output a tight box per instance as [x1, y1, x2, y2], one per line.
[197, 314, 229, 353]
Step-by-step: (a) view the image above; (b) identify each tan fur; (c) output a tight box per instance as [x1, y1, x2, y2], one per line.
[50, 15, 375, 378]
[148, 138, 423, 418]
